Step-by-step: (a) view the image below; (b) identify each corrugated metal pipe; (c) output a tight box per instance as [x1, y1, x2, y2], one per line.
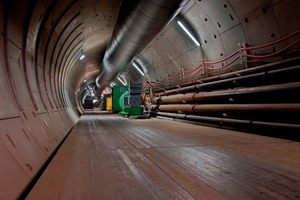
[96, 0, 190, 91]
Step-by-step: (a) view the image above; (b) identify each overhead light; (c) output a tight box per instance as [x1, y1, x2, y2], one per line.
[177, 21, 200, 46]
[133, 63, 144, 76]
[80, 55, 85, 60]
[84, 79, 86, 82]
[118, 77, 126, 85]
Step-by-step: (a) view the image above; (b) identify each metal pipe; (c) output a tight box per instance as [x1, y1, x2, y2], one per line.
[96, 0, 189, 91]
[156, 112, 300, 129]
[157, 104, 300, 114]
[152, 56, 300, 94]
[155, 65, 300, 96]
[151, 82, 300, 104]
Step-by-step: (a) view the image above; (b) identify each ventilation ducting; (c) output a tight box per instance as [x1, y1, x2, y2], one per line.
[96, 0, 190, 91]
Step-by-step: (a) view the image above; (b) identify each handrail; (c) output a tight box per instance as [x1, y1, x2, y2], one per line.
[144, 29, 300, 90]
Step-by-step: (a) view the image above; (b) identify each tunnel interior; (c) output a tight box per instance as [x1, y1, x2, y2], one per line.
[1, 0, 300, 199]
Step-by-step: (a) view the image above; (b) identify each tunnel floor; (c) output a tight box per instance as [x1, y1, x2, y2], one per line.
[26, 112, 300, 199]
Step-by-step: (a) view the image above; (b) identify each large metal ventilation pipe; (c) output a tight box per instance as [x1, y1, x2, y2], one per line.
[96, 0, 190, 91]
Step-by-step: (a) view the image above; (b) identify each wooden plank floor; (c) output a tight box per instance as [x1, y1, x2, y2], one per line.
[27, 112, 300, 200]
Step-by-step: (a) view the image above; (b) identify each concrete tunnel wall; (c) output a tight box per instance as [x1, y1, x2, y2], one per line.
[0, 1, 79, 198]
[1, 0, 300, 199]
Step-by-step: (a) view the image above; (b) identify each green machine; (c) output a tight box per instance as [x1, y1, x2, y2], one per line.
[119, 82, 144, 118]
[112, 85, 129, 112]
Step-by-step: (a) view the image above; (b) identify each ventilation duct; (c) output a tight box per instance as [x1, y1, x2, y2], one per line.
[96, 0, 189, 91]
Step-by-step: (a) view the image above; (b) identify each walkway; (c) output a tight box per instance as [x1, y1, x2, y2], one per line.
[27, 112, 300, 199]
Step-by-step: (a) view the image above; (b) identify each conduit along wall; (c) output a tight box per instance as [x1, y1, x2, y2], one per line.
[144, 56, 300, 140]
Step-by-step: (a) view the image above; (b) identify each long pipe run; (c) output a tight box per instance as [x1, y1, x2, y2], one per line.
[150, 82, 300, 104]
[152, 54, 300, 94]
[157, 104, 300, 115]
[156, 112, 300, 129]
[96, 0, 189, 91]
[155, 65, 300, 96]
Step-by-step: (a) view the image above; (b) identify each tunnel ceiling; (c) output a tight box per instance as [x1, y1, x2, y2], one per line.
[36, 0, 123, 101]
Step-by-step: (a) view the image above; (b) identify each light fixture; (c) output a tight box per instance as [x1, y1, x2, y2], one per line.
[80, 49, 85, 60]
[133, 63, 144, 76]
[118, 77, 126, 85]
[84, 79, 86, 82]
[177, 21, 200, 46]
